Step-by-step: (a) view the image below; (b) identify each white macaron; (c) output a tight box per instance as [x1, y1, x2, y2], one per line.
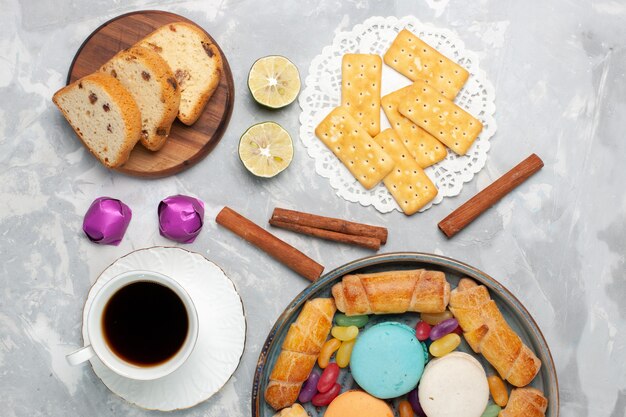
[418, 352, 489, 417]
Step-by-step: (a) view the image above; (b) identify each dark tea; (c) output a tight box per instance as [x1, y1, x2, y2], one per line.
[102, 281, 189, 366]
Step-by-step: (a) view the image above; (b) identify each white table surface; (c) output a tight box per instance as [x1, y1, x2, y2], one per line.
[1, 0, 625, 415]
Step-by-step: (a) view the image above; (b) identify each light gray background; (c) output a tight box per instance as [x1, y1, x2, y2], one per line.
[1, 0, 625, 416]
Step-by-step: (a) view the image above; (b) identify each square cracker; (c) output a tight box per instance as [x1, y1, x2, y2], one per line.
[315, 107, 395, 190]
[341, 54, 382, 137]
[384, 29, 469, 100]
[398, 80, 483, 155]
[373, 129, 438, 215]
[382, 86, 447, 168]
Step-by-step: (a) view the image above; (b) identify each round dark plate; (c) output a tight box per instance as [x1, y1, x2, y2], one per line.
[252, 252, 559, 417]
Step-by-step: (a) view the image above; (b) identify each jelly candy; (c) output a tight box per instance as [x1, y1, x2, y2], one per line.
[318, 338, 341, 369]
[480, 404, 502, 417]
[336, 339, 355, 368]
[420, 310, 454, 326]
[429, 333, 461, 357]
[407, 388, 426, 417]
[415, 321, 431, 341]
[317, 362, 340, 393]
[429, 318, 459, 341]
[487, 375, 509, 407]
[335, 313, 369, 328]
[298, 370, 320, 403]
[398, 399, 414, 417]
[311, 383, 341, 406]
[331, 325, 359, 341]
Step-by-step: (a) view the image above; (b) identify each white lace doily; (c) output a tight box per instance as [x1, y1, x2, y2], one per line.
[299, 16, 497, 213]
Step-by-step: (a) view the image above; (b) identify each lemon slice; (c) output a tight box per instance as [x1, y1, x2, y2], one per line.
[248, 56, 301, 108]
[238, 122, 294, 178]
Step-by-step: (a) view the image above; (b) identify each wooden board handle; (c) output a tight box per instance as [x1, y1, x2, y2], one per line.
[438, 154, 544, 238]
[216, 207, 324, 282]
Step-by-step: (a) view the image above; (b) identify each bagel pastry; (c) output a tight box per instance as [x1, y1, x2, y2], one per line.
[332, 269, 450, 315]
[449, 278, 541, 387]
[264, 298, 336, 410]
[499, 387, 548, 417]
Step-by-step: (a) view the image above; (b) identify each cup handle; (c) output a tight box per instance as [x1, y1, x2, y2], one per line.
[66, 345, 95, 366]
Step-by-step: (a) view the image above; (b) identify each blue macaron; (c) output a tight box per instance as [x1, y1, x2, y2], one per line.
[350, 321, 425, 399]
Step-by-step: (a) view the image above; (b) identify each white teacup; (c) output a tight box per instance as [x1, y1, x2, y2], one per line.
[66, 270, 199, 381]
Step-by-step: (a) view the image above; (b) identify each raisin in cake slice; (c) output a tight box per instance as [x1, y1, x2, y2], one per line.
[100, 45, 180, 151]
[52, 73, 141, 168]
[139, 22, 223, 125]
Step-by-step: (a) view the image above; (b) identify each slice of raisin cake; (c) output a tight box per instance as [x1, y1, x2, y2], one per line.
[139, 22, 223, 125]
[52, 73, 141, 168]
[100, 45, 180, 151]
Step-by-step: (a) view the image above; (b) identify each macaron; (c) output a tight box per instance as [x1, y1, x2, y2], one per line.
[418, 352, 489, 417]
[324, 390, 393, 417]
[271, 403, 307, 417]
[350, 322, 425, 399]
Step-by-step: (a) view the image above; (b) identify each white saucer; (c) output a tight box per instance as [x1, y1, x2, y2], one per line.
[82, 246, 246, 411]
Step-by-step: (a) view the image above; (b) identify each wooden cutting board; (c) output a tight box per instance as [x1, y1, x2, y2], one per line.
[68, 10, 234, 178]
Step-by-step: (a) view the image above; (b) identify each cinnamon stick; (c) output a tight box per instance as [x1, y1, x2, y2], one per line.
[216, 207, 324, 282]
[438, 154, 544, 238]
[271, 208, 388, 244]
[269, 219, 381, 250]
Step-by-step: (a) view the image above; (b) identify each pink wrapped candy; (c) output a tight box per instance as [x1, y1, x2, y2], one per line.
[82, 197, 132, 246]
[158, 195, 204, 243]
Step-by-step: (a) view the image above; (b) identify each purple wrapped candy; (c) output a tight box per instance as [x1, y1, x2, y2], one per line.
[158, 195, 204, 243]
[82, 197, 132, 246]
